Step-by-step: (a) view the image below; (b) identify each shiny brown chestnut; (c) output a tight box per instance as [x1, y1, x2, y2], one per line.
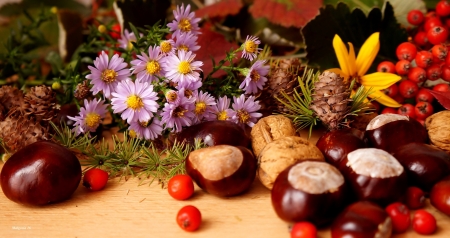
[316, 128, 366, 170]
[1, 140, 82, 206]
[341, 148, 407, 206]
[392, 142, 450, 192]
[364, 114, 428, 153]
[271, 160, 347, 227]
[430, 175, 450, 216]
[175, 120, 250, 148]
[186, 145, 256, 197]
[331, 201, 392, 238]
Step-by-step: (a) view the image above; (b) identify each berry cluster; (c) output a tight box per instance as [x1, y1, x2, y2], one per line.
[376, 1, 450, 123]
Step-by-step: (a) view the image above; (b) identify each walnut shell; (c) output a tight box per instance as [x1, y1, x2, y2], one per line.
[250, 115, 297, 157]
[425, 110, 450, 152]
[257, 136, 325, 190]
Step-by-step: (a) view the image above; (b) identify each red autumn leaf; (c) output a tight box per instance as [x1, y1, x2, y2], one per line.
[195, 0, 243, 19]
[249, 0, 323, 28]
[195, 23, 239, 77]
[426, 89, 450, 110]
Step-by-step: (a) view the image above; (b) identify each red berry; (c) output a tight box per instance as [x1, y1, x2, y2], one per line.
[433, 83, 450, 91]
[431, 44, 448, 61]
[412, 210, 437, 235]
[416, 88, 434, 103]
[399, 80, 419, 98]
[407, 10, 425, 26]
[415, 51, 433, 68]
[436, 0, 450, 17]
[427, 26, 449, 45]
[109, 23, 121, 40]
[406, 186, 426, 210]
[425, 11, 438, 21]
[168, 174, 195, 200]
[393, 94, 405, 104]
[381, 107, 398, 114]
[290, 221, 317, 238]
[407, 67, 427, 83]
[414, 101, 434, 120]
[413, 31, 428, 46]
[396, 42, 417, 61]
[377, 61, 396, 73]
[442, 65, 450, 81]
[385, 202, 411, 234]
[395, 60, 411, 75]
[176, 205, 202, 232]
[82, 168, 109, 191]
[426, 64, 443, 81]
[382, 83, 398, 98]
[398, 103, 416, 118]
[424, 17, 443, 33]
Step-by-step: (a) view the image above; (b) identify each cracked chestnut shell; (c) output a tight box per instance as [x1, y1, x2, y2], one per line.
[175, 120, 250, 148]
[1, 140, 81, 206]
[186, 145, 256, 197]
[364, 114, 428, 153]
[331, 201, 392, 238]
[392, 142, 450, 192]
[271, 160, 347, 227]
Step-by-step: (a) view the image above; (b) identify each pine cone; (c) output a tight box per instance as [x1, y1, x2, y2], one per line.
[257, 58, 302, 116]
[310, 71, 351, 131]
[0, 86, 24, 121]
[0, 115, 50, 152]
[74, 80, 91, 100]
[21, 85, 59, 122]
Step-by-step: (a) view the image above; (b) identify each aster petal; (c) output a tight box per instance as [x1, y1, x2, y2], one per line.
[333, 34, 355, 77]
[360, 72, 401, 91]
[368, 90, 402, 108]
[355, 32, 380, 77]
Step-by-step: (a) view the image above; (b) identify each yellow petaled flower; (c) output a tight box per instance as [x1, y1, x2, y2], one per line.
[331, 32, 402, 107]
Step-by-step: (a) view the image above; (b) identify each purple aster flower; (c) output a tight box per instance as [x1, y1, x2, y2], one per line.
[167, 4, 201, 38]
[163, 50, 203, 84]
[207, 96, 236, 121]
[118, 29, 137, 51]
[159, 39, 176, 55]
[86, 51, 131, 99]
[111, 79, 159, 123]
[128, 117, 163, 140]
[175, 77, 202, 92]
[160, 89, 195, 132]
[191, 90, 216, 124]
[231, 95, 262, 127]
[67, 98, 108, 136]
[174, 32, 200, 52]
[241, 35, 261, 61]
[239, 60, 269, 94]
[131, 46, 166, 83]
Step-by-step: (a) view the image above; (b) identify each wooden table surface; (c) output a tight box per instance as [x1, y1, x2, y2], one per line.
[1, 129, 450, 238]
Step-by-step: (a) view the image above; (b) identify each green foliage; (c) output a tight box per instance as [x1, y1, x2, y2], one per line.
[0, 0, 90, 17]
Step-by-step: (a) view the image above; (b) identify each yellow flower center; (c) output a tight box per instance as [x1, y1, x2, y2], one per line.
[174, 106, 187, 118]
[146, 60, 160, 74]
[139, 120, 149, 127]
[178, 61, 191, 74]
[101, 69, 117, 83]
[127, 41, 135, 50]
[245, 40, 257, 53]
[237, 110, 250, 123]
[178, 19, 191, 32]
[166, 91, 178, 102]
[184, 89, 193, 98]
[160, 41, 172, 53]
[195, 102, 206, 115]
[217, 111, 228, 120]
[250, 70, 260, 82]
[177, 44, 189, 52]
[85, 113, 101, 128]
[126, 95, 144, 110]
[129, 130, 137, 138]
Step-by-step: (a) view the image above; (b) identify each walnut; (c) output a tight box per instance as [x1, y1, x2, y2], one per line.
[250, 115, 297, 157]
[257, 136, 325, 190]
[425, 110, 450, 152]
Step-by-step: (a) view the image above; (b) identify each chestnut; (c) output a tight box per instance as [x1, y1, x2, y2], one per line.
[342, 148, 407, 206]
[315, 127, 366, 170]
[331, 201, 392, 238]
[430, 175, 450, 216]
[392, 142, 450, 192]
[1, 140, 82, 206]
[185, 145, 256, 197]
[271, 160, 347, 227]
[364, 114, 428, 153]
[175, 120, 250, 148]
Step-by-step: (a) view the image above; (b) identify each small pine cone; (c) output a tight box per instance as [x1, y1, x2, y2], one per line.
[74, 80, 91, 100]
[0, 86, 24, 120]
[21, 85, 59, 122]
[0, 115, 50, 152]
[310, 71, 351, 130]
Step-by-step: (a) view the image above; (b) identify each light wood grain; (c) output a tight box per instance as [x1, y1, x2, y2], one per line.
[1, 130, 450, 237]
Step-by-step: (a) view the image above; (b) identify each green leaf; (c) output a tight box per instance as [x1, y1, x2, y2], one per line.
[302, 2, 408, 72]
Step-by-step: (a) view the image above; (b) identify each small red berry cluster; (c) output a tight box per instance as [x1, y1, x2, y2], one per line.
[375, 1, 450, 124]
